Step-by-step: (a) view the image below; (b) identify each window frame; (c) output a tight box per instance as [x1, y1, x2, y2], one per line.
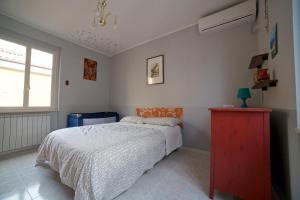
[0, 32, 60, 113]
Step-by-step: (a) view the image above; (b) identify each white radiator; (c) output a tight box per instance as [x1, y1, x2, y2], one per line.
[0, 113, 51, 153]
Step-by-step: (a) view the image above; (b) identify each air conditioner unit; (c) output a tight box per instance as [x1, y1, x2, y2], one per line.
[198, 0, 257, 34]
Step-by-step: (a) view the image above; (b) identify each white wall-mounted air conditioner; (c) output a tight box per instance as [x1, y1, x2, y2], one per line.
[198, 0, 257, 34]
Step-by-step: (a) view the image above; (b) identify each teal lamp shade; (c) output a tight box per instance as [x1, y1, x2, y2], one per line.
[237, 88, 251, 108]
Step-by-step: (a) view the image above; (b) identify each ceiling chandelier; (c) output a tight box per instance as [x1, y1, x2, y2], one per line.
[92, 0, 117, 29]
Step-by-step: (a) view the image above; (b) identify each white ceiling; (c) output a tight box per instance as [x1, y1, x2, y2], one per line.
[0, 0, 242, 56]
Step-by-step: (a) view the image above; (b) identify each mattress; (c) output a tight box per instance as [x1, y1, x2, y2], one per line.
[36, 122, 182, 200]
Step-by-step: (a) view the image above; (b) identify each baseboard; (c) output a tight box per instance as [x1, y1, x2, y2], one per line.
[0, 145, 39, 159]
[181, 146, 210, 156]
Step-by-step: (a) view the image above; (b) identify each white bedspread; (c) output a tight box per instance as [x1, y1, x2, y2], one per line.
[36, 122, 182, 200]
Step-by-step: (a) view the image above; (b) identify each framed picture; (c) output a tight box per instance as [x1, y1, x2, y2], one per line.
[83, 58, 97, 81]
[146, 55, 164, 85]
[269, 23, 278, 59]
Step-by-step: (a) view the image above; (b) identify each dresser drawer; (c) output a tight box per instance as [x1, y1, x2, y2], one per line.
[209, 108, 271, 200]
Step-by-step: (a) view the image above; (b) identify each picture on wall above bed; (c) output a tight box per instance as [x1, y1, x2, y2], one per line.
[146, 55, 164, 85]
[83, 58, 97, 81]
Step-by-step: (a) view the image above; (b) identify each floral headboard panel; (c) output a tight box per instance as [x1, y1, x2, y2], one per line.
[136, 107, 183, 126]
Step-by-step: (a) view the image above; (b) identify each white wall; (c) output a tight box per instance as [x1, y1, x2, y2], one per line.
[256, 0, 296, 110]
[0, 14, 111, 129]
[256, 0, 300, 199]
[110, 24, 260, 150]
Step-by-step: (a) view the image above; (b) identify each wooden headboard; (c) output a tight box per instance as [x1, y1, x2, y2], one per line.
[136, 107, 183, 121]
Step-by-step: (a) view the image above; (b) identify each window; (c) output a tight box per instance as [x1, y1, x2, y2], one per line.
[0, 36, 59, 112]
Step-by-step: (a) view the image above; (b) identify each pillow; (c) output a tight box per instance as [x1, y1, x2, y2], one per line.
[143, 117, 182, 127]
[120, 116, 144, 124]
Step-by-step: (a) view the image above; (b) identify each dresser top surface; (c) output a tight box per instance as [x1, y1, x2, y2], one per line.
[209, 107, 272, 112]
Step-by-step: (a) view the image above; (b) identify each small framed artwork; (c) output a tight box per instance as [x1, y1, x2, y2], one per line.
[146, 55, 164, 85]
[269, 23, 278, 59]
[83, 58, 97, 81]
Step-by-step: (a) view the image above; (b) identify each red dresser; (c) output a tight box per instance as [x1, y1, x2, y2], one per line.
[209, 108, 271, 200]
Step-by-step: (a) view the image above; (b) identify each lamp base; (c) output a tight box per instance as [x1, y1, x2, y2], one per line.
[240, 98, 248, 108]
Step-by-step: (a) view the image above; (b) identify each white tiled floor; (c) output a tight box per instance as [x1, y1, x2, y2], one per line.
[0, 148, 235, 200]
[0, 150, 74, 200]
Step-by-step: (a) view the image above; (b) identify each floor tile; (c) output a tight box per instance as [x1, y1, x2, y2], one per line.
[21, 171, 72, 199]
[0, 184, 31, 200]
[0, 148, 237, 200]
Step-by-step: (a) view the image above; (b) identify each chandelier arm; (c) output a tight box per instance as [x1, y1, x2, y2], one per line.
[104, 12, 111, 20]
[93, 0, 115, 28]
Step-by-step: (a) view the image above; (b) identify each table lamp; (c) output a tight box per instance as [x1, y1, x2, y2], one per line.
[237, 88, 251, 108]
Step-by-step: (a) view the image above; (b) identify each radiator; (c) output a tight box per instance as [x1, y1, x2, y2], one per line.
[0, 113, 51, 153]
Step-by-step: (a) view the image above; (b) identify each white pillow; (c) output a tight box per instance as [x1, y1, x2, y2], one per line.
[143, 117, 182, 127]
[120, 116, 144, 124]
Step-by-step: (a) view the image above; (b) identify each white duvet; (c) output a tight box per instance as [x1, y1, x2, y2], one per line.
[36, 122, 182, 200]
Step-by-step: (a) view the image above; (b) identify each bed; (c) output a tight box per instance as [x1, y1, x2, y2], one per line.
[36, 107, 183, 200]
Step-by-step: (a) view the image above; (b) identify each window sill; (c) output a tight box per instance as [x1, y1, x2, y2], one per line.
[0, 108, 58, 114]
